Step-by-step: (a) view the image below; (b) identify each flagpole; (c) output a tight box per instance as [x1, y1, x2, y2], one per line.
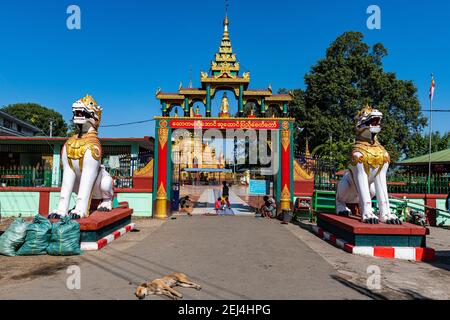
[427, 75, 433, 194]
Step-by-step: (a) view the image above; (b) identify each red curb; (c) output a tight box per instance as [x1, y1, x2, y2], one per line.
[312, 225, 435, 262]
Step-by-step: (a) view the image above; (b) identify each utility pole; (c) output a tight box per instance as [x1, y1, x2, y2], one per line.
[49, 120, 53, 138]
[329, 132, 333, 160]
[427, 74, 435, 195]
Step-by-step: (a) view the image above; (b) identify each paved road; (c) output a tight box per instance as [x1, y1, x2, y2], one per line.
[192, 189, 254, 215]
[0, 217, 368, 300]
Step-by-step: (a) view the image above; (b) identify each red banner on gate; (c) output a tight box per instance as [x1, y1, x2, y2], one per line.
[169, 119, 280, 130]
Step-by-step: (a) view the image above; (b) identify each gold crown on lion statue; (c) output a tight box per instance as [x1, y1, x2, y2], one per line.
[356, 104, 375, 119]
[76, 94, 103, 128]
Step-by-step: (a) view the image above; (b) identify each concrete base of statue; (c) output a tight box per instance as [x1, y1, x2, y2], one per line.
[47, 202, 133, 243]
[312, 213, 435, 261]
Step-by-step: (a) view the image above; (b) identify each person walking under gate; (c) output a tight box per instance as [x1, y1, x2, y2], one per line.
[222, 181, 229, 198]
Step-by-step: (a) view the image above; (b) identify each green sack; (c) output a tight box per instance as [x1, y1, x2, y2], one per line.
[0, 219, 30, 256]
[47, 216, 81, 256]
[17, 215, 52, 256]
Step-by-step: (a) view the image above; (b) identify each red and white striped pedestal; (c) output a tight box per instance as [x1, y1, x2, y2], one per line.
[312, 225, 435, 262]
[81, 223, 136, 251]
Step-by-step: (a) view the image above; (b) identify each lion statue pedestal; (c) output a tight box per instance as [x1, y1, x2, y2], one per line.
[313, 106, 433, 260]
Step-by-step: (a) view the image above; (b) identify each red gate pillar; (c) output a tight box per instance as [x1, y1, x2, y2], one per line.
[280, 121, 291, 211]
[155, 120, 169, 219]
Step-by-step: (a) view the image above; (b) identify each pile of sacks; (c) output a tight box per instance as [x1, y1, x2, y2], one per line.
[0, 215, 81, 257]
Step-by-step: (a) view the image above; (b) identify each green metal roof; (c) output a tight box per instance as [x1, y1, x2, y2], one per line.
[397, 148, 450, 165]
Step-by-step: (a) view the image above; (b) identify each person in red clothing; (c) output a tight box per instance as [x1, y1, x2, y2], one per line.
[214, 198, 222, 215]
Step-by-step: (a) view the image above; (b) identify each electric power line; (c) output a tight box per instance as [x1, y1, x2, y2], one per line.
[97, 107, 450, 128]
[422, 109, 450, 112]
[100, 119, 155, 128]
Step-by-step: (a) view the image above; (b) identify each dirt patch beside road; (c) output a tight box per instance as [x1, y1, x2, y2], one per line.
[1, 255, 80, 282]
[0, 217, 164, 288]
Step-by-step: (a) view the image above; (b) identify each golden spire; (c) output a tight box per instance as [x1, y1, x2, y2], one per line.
[223, 14, 229, 34]
[305, 139, 311, 158]
[224, 0, 229, 33]
[210, 10, 239, 78]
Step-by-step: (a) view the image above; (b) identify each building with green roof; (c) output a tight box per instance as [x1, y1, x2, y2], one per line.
[397, 149, 450, 166]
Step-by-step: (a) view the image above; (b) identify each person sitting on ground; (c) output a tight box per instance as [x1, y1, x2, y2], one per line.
[260, 196, 269, 217]
[260, 195, 277, 219]
[214, 197, 222, 215]
[268, 197, 278, 218]
[180, 195, 193, 216]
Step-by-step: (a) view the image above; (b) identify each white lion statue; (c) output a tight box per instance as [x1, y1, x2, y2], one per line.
[48, 95, 114, 220]
[335, 105, 401, 225]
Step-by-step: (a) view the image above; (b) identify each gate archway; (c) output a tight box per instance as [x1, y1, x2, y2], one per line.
[152, 14, 295, 218]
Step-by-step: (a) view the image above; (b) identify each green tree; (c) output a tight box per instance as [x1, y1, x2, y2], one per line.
[289, 31, 427, 167]
[404, 131, 450, 159]
[311, 140, 354, 171]
[1, 103, 68, 137]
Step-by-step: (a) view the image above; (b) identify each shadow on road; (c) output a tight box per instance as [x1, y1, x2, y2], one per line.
[330, 275, 386, 300]
[79, 245, 251, 300]
[427, 250, 450, 272]
[331, 275, 433, 300]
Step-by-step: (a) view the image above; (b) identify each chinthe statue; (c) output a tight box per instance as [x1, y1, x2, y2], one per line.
[335, 105, 401, 225]
[48, 95, 114, 220]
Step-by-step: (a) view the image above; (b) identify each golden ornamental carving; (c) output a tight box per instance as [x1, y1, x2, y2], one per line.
[219, 47, 232, 54]
[158, 127, 169, 149]
[211, 61, 240, 73]
[356, 105, 374, 120]
[351, 140, 390, 175]
[133, 160, 154, 177]
[281, 129, 290, 151]
[66, 131, 102, 162]
[80, 95, 102, 127]
[159, 120, 168, 128]
[215, 53, 236, 62]
[281, 185, 291, 201]
[294, 160, 314, 181]
[156, 183, 167, 199]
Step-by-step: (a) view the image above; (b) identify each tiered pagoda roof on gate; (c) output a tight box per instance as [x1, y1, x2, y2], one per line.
[199, 14, 250, 88]
[156, 14, 293, 117]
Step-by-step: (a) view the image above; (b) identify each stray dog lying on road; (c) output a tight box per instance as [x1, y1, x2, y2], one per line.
[135, 272, 201, 300]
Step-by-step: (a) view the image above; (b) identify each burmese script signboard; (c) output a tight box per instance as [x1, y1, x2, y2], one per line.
[169, 119, 281, 130]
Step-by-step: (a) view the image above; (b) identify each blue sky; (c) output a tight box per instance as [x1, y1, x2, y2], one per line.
[0, 0, 449, 138]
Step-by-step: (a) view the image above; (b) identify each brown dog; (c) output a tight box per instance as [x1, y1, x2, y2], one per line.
[135, 272, 201, 300]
